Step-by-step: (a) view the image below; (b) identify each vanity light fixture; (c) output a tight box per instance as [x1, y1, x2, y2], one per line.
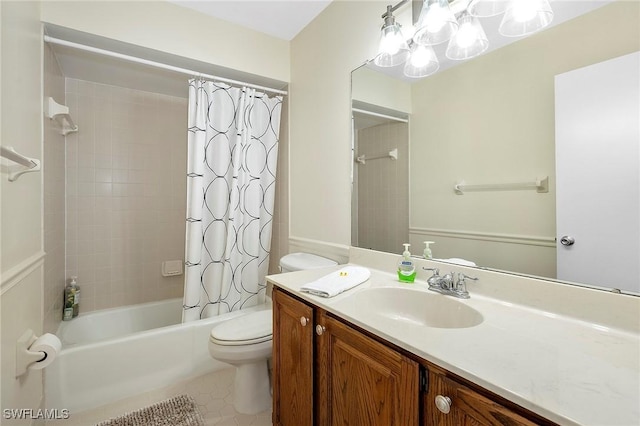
[404, 41, 440, 78]
[374, 0, 554, 78]
[413, 0, 460, 46]
[374, 5, 410, 67]
[499, 0, 554, 37]
[467, 0, 509, 17]
[445, 11, 489, 60]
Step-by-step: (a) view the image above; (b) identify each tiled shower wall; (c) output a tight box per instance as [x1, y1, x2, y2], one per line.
[356, 121, 409, 254]
[64, 79, 187, 313]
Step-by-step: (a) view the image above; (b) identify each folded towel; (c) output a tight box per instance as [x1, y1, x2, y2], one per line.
[435, 258, 477, 267]
[300, 266, 371, 298]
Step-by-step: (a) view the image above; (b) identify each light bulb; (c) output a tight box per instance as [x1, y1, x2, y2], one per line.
[446, 12, 488, 60]
[404, 43, 439, 78]
[499, 0, 554, 37]
[511, 0, 537, 22]
[381, 28, 403, 55]
[455, 21, 477, 48]
[410, 45, 430, 67]
[424, 6, 448, 33]
[413, 0, 459, 46]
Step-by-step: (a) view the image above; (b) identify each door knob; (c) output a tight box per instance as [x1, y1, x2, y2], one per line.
[560, 236, 575, 246]
[300, 317, 309, 327]
[435, 395, 452, 414]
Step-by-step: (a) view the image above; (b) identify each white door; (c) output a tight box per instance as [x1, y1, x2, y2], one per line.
[555, 52, 640, 293]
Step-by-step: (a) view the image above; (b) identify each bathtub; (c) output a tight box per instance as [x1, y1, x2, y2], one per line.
[45, 298, 269, 413]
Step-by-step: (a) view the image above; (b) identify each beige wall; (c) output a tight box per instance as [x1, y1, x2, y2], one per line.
[40, 0, 290, 84]
[352, 66, 412, 114]
[64, 79, 187, 313]
[290, 1, 640, 273]
[289, 0, 382, 262]
[408, 2, 639, 276]
[43, 43, 67, 334]
[1, 0, 45, 421]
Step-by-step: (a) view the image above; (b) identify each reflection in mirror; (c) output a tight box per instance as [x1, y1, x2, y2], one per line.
[351, 1, 640, 295]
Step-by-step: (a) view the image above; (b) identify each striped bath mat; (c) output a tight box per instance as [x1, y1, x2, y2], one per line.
[95, 395, 204, 426]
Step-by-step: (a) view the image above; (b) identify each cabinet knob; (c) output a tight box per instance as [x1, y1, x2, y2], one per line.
[300, 317, 309, 327]
[315, 324, 326, 336]
[435, 395, 452, 414]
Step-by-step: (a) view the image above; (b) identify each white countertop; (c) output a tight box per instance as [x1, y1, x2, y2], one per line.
[267, 265, 640, 426]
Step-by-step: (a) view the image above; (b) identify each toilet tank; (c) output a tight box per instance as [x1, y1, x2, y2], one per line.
[279, 252, 338, 273]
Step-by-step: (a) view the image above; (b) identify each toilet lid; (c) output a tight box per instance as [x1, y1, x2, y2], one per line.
[210, 310, 272, 346]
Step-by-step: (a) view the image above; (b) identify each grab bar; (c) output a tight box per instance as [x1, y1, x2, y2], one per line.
[1, 146, 41, 182]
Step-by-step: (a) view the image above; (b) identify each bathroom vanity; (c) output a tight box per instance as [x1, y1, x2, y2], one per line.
[268, 248, 640, 426]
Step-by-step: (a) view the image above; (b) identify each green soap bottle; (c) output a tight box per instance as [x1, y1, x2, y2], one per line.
[397, 243, 416, 283]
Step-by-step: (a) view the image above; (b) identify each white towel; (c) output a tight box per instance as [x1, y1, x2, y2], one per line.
[435, 258, 477, 267]
[300, 266, 371, 298]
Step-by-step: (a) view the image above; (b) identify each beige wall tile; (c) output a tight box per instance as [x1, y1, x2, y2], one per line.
[62, 79, 188, 313]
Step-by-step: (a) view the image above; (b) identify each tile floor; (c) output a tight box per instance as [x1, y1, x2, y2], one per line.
[46, 368, 272, 425]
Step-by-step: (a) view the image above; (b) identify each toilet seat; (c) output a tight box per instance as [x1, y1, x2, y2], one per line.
[210, 309, 272, 346]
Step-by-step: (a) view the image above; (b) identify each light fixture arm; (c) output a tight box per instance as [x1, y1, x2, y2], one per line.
[381, 0, 410, 19]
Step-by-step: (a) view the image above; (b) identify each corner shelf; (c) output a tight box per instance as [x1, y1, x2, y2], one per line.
[45, 97, 78, 136]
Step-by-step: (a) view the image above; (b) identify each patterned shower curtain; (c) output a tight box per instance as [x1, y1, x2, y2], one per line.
[183, 79, 283, 322]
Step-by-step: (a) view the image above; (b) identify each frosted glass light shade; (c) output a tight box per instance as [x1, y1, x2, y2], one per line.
[499, 0, 554, 37]
[468, 0, 509, 17]
[404, 44, 440, 78]
[374, 22, 410, 67]
[413, 0, 459, 46]
[446, 13, 489, 60]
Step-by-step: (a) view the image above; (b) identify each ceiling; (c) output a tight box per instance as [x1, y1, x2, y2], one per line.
[168, 0, 333, 40]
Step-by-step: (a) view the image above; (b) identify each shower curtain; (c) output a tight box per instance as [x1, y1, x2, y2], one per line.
[183, 79, 283, 321]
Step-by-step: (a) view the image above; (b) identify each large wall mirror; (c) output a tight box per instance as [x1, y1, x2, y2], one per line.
[351, 1, 639, 294]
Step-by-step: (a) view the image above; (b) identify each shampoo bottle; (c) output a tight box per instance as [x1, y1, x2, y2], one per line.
[63, 276, 80, 321]
[397, 243, 416, 283]
[423, 241, 435, 259]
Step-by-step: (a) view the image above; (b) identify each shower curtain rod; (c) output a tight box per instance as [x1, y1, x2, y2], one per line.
[352, 108, 408, 123]
[43, 36, 288, 96]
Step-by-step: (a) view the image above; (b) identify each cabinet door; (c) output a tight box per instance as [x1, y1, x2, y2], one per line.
[272, 288, 314, 426]
[317, 312, 419, 425]
[424, 369, 539, 426]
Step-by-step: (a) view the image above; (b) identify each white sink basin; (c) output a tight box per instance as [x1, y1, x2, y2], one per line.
[334, 287, 484, 329]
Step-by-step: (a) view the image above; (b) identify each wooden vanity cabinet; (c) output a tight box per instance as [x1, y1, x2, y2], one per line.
[273, 286, 554, 426]
[272, 286, 315, 426]
[272, 287, 419, 426]
[423, 366, 553, 426]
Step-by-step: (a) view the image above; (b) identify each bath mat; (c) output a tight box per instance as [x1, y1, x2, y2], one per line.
[95, 394, 204, 426]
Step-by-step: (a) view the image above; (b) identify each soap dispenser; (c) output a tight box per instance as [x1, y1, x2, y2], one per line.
[423, 241, 435, 259]
[397, 243, 416, 283]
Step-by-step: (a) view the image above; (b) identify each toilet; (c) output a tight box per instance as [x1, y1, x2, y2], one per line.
[208, 252, 338, 415]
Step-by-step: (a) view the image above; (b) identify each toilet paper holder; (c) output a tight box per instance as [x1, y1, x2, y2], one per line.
[16, 329, 57, 377]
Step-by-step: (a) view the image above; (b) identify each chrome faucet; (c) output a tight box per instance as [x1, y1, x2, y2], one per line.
[453, 273, 478, 299]
[423, 268, 478, 299]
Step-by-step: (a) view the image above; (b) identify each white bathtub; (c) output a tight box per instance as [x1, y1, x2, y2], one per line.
[45, 298, 269, 413]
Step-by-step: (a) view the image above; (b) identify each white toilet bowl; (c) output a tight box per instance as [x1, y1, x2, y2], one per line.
[208, 252, 338, 415]
[208, 309, 273, 415]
